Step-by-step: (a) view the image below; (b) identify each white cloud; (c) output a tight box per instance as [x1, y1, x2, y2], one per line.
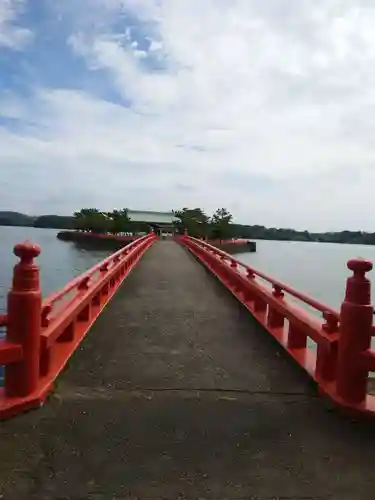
[3, 0, 375, 230]
[66, 0, 375, 180]
[0, 0, 33, 48]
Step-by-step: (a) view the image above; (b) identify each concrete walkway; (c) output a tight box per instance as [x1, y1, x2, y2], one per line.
[2, 241, 375, 499]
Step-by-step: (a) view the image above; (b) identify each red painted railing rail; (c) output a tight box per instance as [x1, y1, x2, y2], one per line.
[0, 233, 155, 419]
[181, 235, 375, 418]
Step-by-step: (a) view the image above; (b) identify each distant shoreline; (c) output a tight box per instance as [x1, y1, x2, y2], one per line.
[1, 211, 375, 245]
[56, 230, 257, 253]
[56, 230, 137, 250]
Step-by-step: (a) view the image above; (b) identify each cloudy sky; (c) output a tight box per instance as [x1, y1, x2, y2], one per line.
[1, 0, 375, 231]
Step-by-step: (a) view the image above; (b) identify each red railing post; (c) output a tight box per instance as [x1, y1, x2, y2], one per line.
[336, 258, 373, 404]
[267, 286, 285, 329]
[315, 312, 339, 383]
[5, 242, 42, 398]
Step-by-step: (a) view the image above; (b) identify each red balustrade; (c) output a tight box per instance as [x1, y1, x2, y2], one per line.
[60, 232, 140, 242]
[181, 235, 375, 418]
[208, 238, 250, 245]
[0, 233, 155, 419]
[3, 231, 375, 420]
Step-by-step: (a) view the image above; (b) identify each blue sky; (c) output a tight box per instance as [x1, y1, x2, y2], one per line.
[1, 0, 375, 231]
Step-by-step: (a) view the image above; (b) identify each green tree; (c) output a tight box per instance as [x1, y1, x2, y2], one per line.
[107, 208, 131, 234]
[210, 208, 233, 240]
[173, 207, 209, 238]
[73, 209, 97, 231]
[73, 210, 86, 231]
[73, 208, 110, 233]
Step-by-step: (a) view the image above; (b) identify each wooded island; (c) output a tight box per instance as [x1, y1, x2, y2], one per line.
[1, 209, 375, 245]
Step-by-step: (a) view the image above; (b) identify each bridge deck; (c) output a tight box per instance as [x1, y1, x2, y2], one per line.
[2, 241, 375, 499]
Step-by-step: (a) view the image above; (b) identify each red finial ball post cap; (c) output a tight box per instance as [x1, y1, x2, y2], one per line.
[13, 241, 41, 263]
[347, 258, 373, 275]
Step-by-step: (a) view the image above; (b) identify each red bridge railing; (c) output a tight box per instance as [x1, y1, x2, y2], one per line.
[0, 233, 155, 419]
[181, 235, 375, 418]
[3, 232, 375, 420]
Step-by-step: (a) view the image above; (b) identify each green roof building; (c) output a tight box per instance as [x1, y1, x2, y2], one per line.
[128, 210, 176, 224]
[128, 210, 177, 236]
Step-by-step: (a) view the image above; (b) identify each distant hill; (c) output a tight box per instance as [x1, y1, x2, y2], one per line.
[0, 211, 74, 229]
[33, 215, 74, 229]
[0, 211, 36, 227]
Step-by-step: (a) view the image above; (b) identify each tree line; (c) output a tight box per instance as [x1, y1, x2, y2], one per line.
[71, 207, 235, 239]
[73, 208, 134, 234]
[173, 207, 233, 239]
[3, 210, 375, 245]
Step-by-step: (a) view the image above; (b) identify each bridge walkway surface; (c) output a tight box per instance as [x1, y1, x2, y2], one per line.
[2, 241, 375, 499]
